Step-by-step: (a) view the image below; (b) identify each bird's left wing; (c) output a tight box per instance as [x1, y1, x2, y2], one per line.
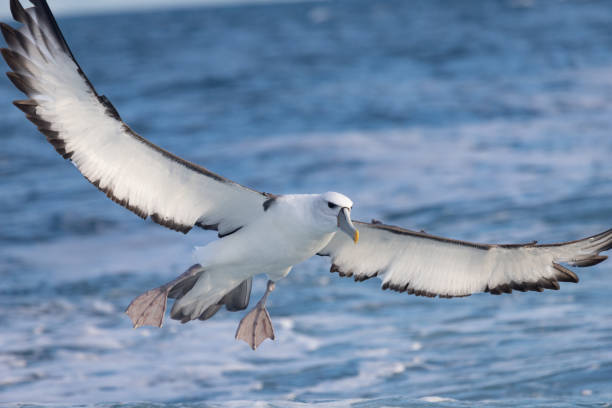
[319, 221, 612, 297]
[1, 0, 270, 236]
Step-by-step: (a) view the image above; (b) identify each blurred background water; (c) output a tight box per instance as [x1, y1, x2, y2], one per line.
[1, 0, 612, 406]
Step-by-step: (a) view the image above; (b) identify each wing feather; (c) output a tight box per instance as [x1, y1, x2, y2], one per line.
[1, 0, 268, 235]
[319, 221, 612, 298]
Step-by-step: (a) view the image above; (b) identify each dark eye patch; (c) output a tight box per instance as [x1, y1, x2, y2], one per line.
[328, 202, 338, 209]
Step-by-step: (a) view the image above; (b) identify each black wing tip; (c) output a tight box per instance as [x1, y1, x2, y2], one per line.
[13, 98, 37, 115]
[0, 21, 15, 37]
[29, 0, 49, 8]
[573, 255, 608, 268]
[10, 0, 52, 25]
[10, 0, 27, 23]
[1, 47, 14, 59]
[553, 263, 579, 283]
[1, 47, 18, 71]
[5, 0, 86, 88]
[2, 47, 35, 77]
[6, 70, 34, 95]
[0, 23, 15, 50]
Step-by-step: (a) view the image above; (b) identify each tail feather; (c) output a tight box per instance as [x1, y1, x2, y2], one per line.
[222, 277, 252, 312]
[167, 274, 200, 299]
[170, 273, 253, 323]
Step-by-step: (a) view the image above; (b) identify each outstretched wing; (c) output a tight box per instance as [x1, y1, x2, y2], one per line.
[319, 221, 612, 297]
[1, 0, 270, 235]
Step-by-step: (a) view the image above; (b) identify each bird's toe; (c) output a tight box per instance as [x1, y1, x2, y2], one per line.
[235, 305, 275, 350]
[125, 287, 169, 328]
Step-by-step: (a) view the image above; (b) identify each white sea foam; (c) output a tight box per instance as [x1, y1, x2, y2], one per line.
[2, 0, 612, 405]
[419, 396, 458, 403]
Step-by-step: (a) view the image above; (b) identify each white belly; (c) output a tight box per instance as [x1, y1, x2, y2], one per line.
[194, 215, 336, 274]
[176, 195, 339, 320]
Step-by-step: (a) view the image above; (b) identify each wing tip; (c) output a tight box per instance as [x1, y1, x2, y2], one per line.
[6, 70, 33, 95]
[10, 0, 26, 24]
[3, 0, 246, 239]
[553, 263, 579, 283]
[2, 47, 36, 78]
[1, 47, 14, 62]
[573, 255, 608, 268]
[0, 21, 15, 41]
[13, 98, 36, 113]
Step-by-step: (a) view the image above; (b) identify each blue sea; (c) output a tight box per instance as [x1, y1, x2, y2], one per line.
[1, 0, 612, 406]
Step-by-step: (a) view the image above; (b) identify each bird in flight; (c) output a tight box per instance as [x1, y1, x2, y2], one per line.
[2, 0, 611, 350]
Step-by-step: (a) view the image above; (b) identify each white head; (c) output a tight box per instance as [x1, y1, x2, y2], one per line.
[314, 192, 359, 243]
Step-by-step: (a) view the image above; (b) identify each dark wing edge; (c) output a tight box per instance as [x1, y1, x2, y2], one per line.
[1, 0, 269, 235]
[319, 220, 612, 298]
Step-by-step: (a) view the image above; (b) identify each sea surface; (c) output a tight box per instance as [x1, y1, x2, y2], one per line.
[1, 0, 612, 406]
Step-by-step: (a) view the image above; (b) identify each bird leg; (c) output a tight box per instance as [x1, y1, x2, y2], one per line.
[126, 264, 204, 328]
[235, 280, 276, 350]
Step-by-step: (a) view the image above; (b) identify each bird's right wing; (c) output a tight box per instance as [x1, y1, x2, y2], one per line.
[319, 221, 612, 297]
[1, 0, 271, 235]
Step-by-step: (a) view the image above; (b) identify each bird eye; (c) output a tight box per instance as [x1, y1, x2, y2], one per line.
[328, 202, 338, 209]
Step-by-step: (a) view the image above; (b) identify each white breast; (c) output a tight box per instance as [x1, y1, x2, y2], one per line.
[194, 195, 336, 272]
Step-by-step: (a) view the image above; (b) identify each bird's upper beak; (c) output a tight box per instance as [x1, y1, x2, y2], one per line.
[337, 207, 359, 244]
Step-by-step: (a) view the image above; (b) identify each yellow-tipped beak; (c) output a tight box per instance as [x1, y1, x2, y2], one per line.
[338, 207, 359, 244]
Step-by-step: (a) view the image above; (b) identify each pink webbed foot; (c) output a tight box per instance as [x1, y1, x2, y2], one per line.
[125, 264, 204, 328]
[235, 280, 275, 350]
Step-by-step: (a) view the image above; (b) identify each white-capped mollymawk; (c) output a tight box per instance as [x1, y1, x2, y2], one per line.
[3, 0, 611, 350]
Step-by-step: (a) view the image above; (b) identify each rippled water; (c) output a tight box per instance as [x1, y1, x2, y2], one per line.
[1, 0, 612, 406]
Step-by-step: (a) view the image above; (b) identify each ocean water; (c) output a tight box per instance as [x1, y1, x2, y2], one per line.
[1, 0, 612, 406]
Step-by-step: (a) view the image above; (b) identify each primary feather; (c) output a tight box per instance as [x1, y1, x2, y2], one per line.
[1, 0, 269, 236]
[2, 1, 611, 345]
[320, 222, 611, 298]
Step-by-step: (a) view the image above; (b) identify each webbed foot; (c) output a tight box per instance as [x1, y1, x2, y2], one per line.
[126, 264, 204, 328]
[235, 280, 275, 350]
[126, 286, 170, 328]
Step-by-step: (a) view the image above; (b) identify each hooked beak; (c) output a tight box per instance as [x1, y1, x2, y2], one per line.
[337, 207, 359, 244]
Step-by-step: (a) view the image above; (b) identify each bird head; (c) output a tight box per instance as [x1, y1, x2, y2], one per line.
[320, 192, 359, 244]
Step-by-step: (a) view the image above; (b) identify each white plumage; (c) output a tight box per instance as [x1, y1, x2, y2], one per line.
[1, 0, 266, 236]
[174, 194, 343, 321]
[2, 0, 611, 350]
[320, 222, 611, 298]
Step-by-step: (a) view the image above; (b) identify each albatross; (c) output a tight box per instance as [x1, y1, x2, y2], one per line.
[2, 0, 611, 350]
